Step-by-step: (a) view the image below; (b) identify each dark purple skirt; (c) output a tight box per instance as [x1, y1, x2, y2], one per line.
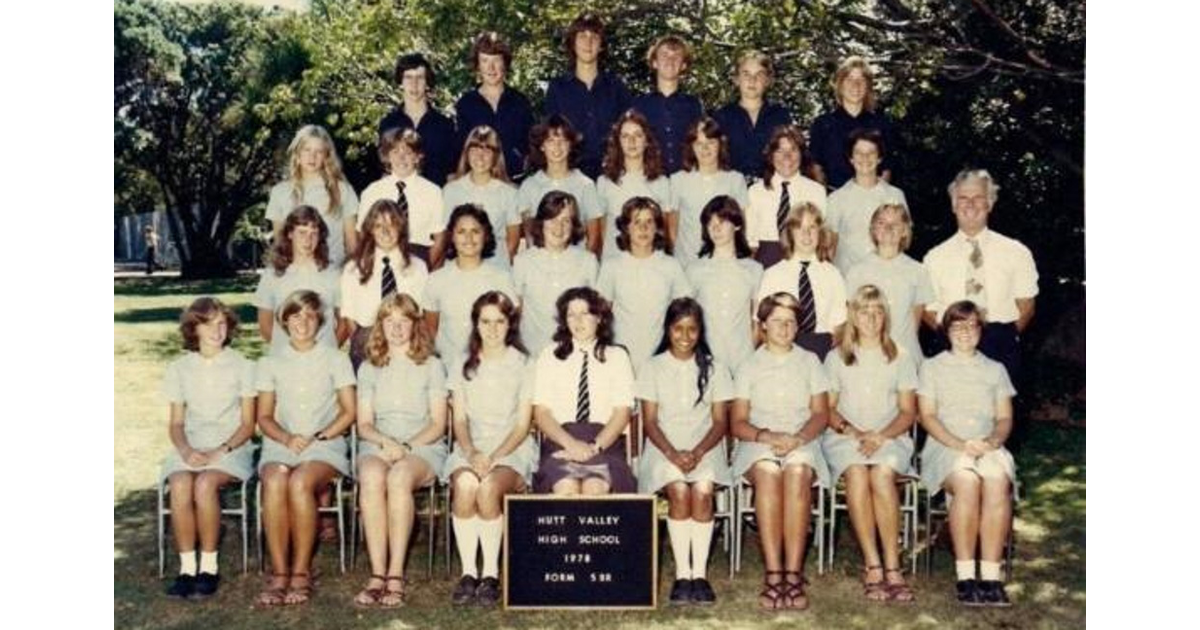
[796, 332, 834, 362]
[533, 422, 637, 493]
[755, 241, 786, 269]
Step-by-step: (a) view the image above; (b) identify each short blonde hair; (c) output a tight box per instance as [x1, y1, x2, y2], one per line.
[276, 289, 325, 331]
[868, 203, 913, 252]
[646, 35, 692, 71]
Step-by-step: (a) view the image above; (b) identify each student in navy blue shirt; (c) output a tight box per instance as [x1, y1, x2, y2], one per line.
[712, 51, 793, 183]
[543, 12, 632, 180]
[630, 35, 703, 175]
[808, 56, 898, 190]
[454, 32, 536, 183]
[379, 53, 457, 186]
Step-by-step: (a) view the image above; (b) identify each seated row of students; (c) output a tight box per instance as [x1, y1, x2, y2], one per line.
[163, 285, 1015, 611]
[267, 104, 901, 282]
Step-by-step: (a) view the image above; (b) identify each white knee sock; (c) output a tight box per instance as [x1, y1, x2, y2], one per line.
[979, 560, 1002, 581]
[452, 516, 481, 577]
[198, 551, 218, 574]
[690, 519, 714, 579]
[955, 560, 977, 581]
[178, 551, 197, 576]
[667, 519, 691, 579]
[478, 517, 504, 578]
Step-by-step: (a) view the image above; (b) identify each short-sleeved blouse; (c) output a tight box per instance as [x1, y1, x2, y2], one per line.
[511, 246, 598, 357]
[339, 251, 429, 328]
[423, 262, 517, 367]
[256, 344, 356, 475]
[844, 253, 933, 363]
[595, 251, 694, 372]
[820, 347, 917, 481]
[825, 179, 907, 274]
[730, 345, 831, 485]
[636, 353, 734, 492]
[357, 352, 448, 471]
[253, 262, 341, 355]
[596, 174, 672, 260]
[516, 170, 603, 224]
[686, 256, 763, 371]
[160, 349, 257, 480]
[441, 348, 536, 481]
[266, 179, 358, 267]
[668, 170, 749, 268]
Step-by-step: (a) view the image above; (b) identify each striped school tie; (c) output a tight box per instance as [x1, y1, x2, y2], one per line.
[775, 181, 791, 236]
[381, 256, 397, 299]
[396, 180, 408, 217]
[797, 260, 816, 335]
[575, 350, 591, 424]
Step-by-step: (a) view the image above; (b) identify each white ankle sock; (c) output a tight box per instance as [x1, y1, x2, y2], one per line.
[478, 517, 503, 578]
[179, 552, 197, 576]
[690, 519, 714, 579]
[452, 516, 481, 578]
[955, 560, 977, 581]
[198, 551, 218, 574]
[667, 519, 691, 579]
[979, 561, 1002, 581]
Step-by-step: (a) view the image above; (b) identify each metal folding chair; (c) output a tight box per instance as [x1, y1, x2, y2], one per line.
[157, 476, 252, 577]
[732, 473, 827, 576]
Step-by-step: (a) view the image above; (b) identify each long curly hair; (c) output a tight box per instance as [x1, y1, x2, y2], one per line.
[615, 196, 669, 254]
[366, 293, 433, 367]
[462, 291, 527, 380]
[286, 125, 347, 218]
[270, 205, 330, 276]
[601, 110, 664, 182]
[652, 297, 714, 407]
[551, 286, 617, 362]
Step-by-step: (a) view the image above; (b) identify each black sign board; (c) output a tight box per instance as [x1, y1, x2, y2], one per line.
[503, 495, 658, 610]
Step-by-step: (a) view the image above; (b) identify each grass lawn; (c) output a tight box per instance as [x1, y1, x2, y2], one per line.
[115, 276, 1085, 629]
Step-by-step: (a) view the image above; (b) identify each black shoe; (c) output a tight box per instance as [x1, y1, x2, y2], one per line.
[166, 574, 195, 599]
[690, 578, 716, 605]
[977, 580, 1012, 607]
[452, 575, 479, 605]
[668, 578, 693, 605]
[475, 577, 501, 607]
[191, 572, 219, 599]
[955, 579, 983, 606]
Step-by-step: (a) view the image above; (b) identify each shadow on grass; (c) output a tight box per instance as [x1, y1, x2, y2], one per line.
[115, 275, 260, 297]
[116, 304, 259, 326]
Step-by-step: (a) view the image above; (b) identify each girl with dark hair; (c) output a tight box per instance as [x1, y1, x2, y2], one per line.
[160, 298, 256, 599]
[423, 204, 518, 368]
[512, 191, 598, 356]
[595, 197, 693, 372]
[826, 129, 907, 273]
[597, 110, 671, 259]
[745, 125, 826, 268]
[516, 115, 604, 254]
[254, 206, 343, 356]
[353, 293, 447, 608]
[256, 291, 356, 607]
[444, 126, 521, 269]
[441, 291, 535, 607]
[668, 117, 748, 268]
[730, 292, 831, 611]
[636, 298, 733, 605]
[531, 287, 636, 495]
[686, 196, 763, 371]
[340, 199, 429, 371]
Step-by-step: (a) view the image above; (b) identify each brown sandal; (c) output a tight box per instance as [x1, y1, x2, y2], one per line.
[784, 571, 809, 610]
[378, 576, 407, 608]
[885, 568, 915, 602]
[283, 573, 312, 605]
[255, 574, 289, 608]
[863, 565, 888, 602]
[758, 570, 787, 609]
[353, 574, 386, 607]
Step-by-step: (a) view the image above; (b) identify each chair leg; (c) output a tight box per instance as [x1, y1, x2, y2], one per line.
[240, 480, 250, 574]
[158, 481, 167, 578]
[256, 482, 264, 573]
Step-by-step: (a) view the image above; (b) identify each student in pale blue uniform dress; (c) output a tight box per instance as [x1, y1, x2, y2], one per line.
[340, 200, 429, 371]
[424, 204, 518, 368]
[596, 110, 672, 259]
[255, 290, 356, 607]
[443, 292, 536, 607]
[730, 292, 831, 611]
[266, 125, 359, 267]
[596, 196, 693, 373]
[443, 126, 521, 270]
[821, 285, 918, 603]
[160, 298, 257, 600]
[516, 115, 603, 255]
[918, 301, 1017, 608]
[845, 203, 933, 363]
[254, 206, 343, 356]
[668, 117, 749, 268]
[826, 129, 908, 274]
[637, 298, 732, 605]
[512, 191, 599, 359]
[686, 196, 763, 371]
[352, 294, 449, 609]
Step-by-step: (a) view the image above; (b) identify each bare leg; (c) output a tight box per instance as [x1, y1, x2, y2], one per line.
[978, 477, 1012, 562]
[690, 481, 714, 523]
[451, 470, 481, 519]
[384, 456, 435, 579]
[945, 471, 983, 562]
[781, 464, 813, 572]
[844, 465, 881, 568]
[476, 467, 524, 521]
[285, 460, 339, 602]
[168, 472, 197, 554]
[260, 465, 292, 579]
[868, 465, 902, 572]
[580, 477, 611, 496]
[551, 479, 581, 496]
[665, 482, 692, 521]
[749, 462, 784, 607]
[357, 456, 391, 581]
[193, 470, 235, 552]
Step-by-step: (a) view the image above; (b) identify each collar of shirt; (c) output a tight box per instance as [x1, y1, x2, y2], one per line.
[374, 247, 402, 266]
[955, 227, 992, 245]
[571, 339, 599, 355]
[770, 173, 802, 189]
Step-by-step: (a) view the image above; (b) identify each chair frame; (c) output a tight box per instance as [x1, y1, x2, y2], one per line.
[157, 476, 252, 577]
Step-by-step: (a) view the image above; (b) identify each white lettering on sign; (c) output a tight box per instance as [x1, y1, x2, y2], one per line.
[544, 572, 576, 582]
[537, 515, 566, 526]
[578, 534, 621, 544]
[577, 516, 620, 526]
